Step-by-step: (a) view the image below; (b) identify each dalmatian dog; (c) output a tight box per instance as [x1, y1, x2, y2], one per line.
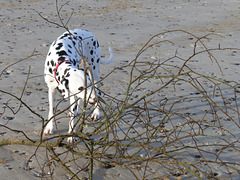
[43, 29, 114, 143]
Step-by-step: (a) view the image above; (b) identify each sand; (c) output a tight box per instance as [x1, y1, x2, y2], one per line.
[1, 0, 240, 179]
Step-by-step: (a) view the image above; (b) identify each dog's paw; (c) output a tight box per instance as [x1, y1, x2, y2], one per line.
[91, 114, 98, 121]
[44, 123, 54, 135]
[67, 136, 79, 144]
[91, 108, 100, 121]
[68, 112, 72, 117]
[43, 127, 53, 135]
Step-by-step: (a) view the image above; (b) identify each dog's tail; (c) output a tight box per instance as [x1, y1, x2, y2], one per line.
[100, 47, 114, 64]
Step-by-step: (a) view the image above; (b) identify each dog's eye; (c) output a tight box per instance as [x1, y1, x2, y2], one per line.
[78, 87, 84, 91]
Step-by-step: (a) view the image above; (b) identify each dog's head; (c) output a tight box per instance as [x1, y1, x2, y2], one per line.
[68, 69, 97, 104]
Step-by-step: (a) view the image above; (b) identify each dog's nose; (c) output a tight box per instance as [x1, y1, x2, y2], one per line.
[89, 99, 97, 105]
[88, 97, 98, 105]
[93, 97, 98, 102]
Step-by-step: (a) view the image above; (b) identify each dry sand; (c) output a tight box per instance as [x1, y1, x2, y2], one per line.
[1, 0, 240, 179]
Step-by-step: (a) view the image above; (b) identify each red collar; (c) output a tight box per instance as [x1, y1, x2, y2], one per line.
[54, 60, 69, 84]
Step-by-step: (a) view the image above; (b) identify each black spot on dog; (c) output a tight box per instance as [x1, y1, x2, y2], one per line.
[64, 79, 69, 89]
[64, 68, 70, 75]
[50, 60, 54, 66]
[57, 88, 62, 94]
[93, 66, 95, 70]
[58, 88, 66, 95]
[97, 58, 100, 63]
[59, 33, 69, 39]
[93, 41, 96, 46]
[58, 57, 65, 61]
[56, 50, 68, 56]
[47, 61, 50, 66]
[97, 41, 99, 47]
[66, 72, 70, 77]
[73, 59, 76, 66]
[52, 41, 56, 46]
[48, 52, 51, 56]
[49, 68, 53, 74]
[90, 50, 93, 55]
[64, 69, 68, 75]
[91, 58, 94, 62]
[56, 43, 63, 50]
[73, 104, 77, 111]
[68, 44, 72, 49]
[78, 87, 84, 91]
[78, 36, 82, 40]
[68, 49, 72, 54]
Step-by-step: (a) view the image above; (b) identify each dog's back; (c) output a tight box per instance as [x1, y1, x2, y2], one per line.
[44, 29, 101, 80]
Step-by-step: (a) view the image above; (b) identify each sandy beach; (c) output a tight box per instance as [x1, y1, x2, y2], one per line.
[1, 0, 240, 179]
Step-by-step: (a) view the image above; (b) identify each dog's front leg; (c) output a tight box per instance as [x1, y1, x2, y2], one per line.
[67, 95, 78, 143]
[91, 104, 100, 121]
[44, 86, 56, 135]
[91, 83, 101, 121]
